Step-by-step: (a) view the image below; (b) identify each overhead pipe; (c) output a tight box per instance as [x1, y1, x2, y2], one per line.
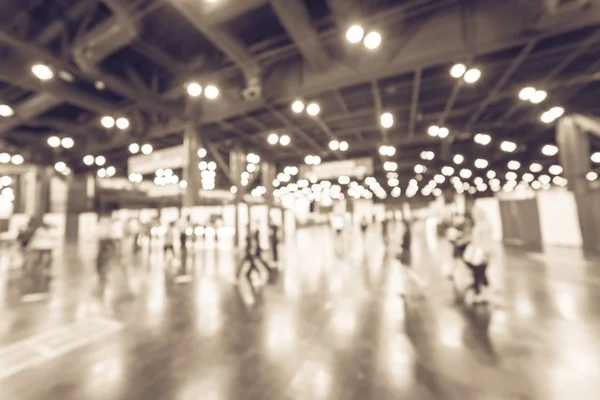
[72, 0, 140, 74]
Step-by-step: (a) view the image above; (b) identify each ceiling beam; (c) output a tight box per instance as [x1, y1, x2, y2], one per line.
[466, 39, 538, 129]
[408, 68, 422, 137]
[270, 0, 330, 71]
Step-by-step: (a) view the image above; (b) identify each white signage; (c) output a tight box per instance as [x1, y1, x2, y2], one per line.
[128, 145, 187, 175]
[299, 157, 373, 180]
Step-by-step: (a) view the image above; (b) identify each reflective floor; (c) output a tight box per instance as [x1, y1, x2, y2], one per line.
[1, 221, 600, 399]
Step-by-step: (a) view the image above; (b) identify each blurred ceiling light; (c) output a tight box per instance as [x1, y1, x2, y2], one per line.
[428, 125, 440, 137]
[306, 103, 320, 116]
[549, 165, 563, 175]
[522, 173, 534, 183]
[291, 100, 305, 113]
[54, 161, 66, 173]
[420, 151, 435, 160]
[197, 148, 207, 158]
[363, 31, 382, 50]
[95, 81, 105, 90]
[339, 141, 349, 151]
[380, 112, 394, 128]
[438, 127, 449, 138]
[592, 152, 600, 163]
[414, 164, 426, 174]
[346, 25, 365, 44]
[95, 155, 106, 166]
[450, 63, 467, 78]
[529, 162, 543, 173]
[101, 116, 115, 128]
[0, 104, 14, 117]
[208, 161, 217, 171]
[116, 117, 130, 130]
[47, 136, 61, 148]
[434, 174, 446, 184]
[487, 170, 497, 179]
[106, 166, 116, 177]
[268, 133, 279, 145]
[442, 166, 455, 176]
[141, 144, 153, 155]
[0, 153, 10, 163]
[279, 134, 291, 146]
[475, 158, 489, 169]
[518, 87, 536, 101]
[542, 144, 559, 156]
[204, 85, 219, 99]
[505, 171, 518, 181]
[474, 133, 491, 145]
[61, 137, 74, 149]
[587, 171, 598, 182]
[83, 155, 94, 165]
[541, 106, 565, 124]
[187, 82, 202, 97]
[530, 90, 547, 104]
[31, 64, 54, 80]
[507, 160, 521, 170]
[97, 168, 107, 178]
[463, 68, 481, 84]
[11, 154, 24, 165]
[453, 154, 464, 164]
[500, 140, 517, 153]
[329, 140, 340, 151]
[460, 168, 472, 179]
[539, 174, 551, 184]
[129, 143, 140, 154]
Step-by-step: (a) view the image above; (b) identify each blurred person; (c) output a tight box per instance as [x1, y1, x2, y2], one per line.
[163, 221, 176, 263]
[462, 209, 493, 303]
[129, 217, 141, 253]
[397, 218, 426, 297]
[96, 213, 116, 283]
[360, 216, 369, 235]
[269, 223, 280, 264]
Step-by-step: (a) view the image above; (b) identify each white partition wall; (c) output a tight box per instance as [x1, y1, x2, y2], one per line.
[78, 213, 98, 243]
[474, 197, 503, 241]
[537, 189, 583, 247]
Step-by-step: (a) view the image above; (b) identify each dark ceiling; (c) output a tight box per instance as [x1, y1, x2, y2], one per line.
[1, 0, 600, 197]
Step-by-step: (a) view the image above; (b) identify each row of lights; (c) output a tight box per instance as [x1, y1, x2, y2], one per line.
[101, 116, 130, 130]
[97, 166, 117, 178]
[128, 143, 153, 155]
[47, 136, 74, 149]
[329, 140, 348, 152]
[291, 100, 320, 116]
[267, 133, 291, 146]
[379, 145, 396, 157]
[154, 168, 180, 186]
[0, 153, 24, 165]
[345, 25, 382, 50]
[304, 155, 322, 165]
[186, 83, 220, 99]
[427, 125, 450, 138]
[449, 63, 482, 84]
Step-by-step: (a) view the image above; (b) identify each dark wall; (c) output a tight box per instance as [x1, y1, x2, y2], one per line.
[499, 198, 543, 252]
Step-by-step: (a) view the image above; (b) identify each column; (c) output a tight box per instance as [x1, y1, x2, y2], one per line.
[261, 161, 276, 228]
[182, 102, 202, 209]
[230, 145, 246, 247]
[65, 173, 92, 242]
[557, 116, 591, 195]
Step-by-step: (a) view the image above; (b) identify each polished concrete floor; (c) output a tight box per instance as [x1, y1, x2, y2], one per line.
[1, 221, 600, 399]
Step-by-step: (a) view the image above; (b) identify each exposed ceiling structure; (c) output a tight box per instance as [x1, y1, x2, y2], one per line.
[1, 0, 600, 198]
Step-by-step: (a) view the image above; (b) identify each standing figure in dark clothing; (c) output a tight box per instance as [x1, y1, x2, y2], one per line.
[269, 224, 280, 263]
[360, 217, 369, 235]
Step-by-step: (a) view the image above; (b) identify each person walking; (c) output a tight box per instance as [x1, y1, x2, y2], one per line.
[462, 209, 493, 304]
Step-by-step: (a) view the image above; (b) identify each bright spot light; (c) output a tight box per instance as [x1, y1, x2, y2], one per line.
[414, 164, 426, 174]
[463, 68, 481, 84]
[542, 144, 559, 156]
[97, 168, 107, 178]
[450, 63, 467, 78]
[549, 165, 563, 175]
[0, 104, 14, 117]
[10, 154, 24, 165]
[141, 144, 153, 155]
[460, 168, 472, 179]
[268, 133, 279, 145]
[530, 163, 543, 173]
[279, 134, 291, 146]
[523, 173, 534, 183]
[438, 127, 449, 138]
[475, 158, 489, 169]
[116, 117, 129, 130]
[83, 155, 94, 165]
[586, 171, 598, 182]
[363, 31, 382, 50]
[61, 137, 74, 149]
[487, 170, 497, 179]
[519, 87, 536, 101]
[31, 64, 54, 80]
[339, 141, 348, 151]
[47, 136, 61, 148]
[129, 143, 140, 154]
[380, 112, 394, 128]
[291, 100, 305, 113]
[187, 82, 202, 97]
[474, 133, 491, 145]
[306, 103, 320, 116]
[442, 166, 455, 176]
[204, 85, 219, 99]
[106, 166, 116, 177]
[428, 125, 440, 137]
[530, 90, 547, 104]
[508, 160, 521, 170]
[101, 116, 115, 128]
[346, 25, 365, 44]
[501, 140, 517, 153]
[329, 140, 340, 151]
[95, 156, 106, 166]
[453, 154, 464, 165]
[591, 152, 600, 163]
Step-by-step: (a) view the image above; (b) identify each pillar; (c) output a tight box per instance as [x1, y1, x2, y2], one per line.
[182, 102, 202, 209]
[65, 173, 92, 242]
[557, 116, 592, 195]
[261, 161, 276, 228]
[230, 145, 246, 247]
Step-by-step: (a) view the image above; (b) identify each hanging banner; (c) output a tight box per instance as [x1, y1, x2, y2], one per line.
[299, 157, 373, 180]
[128, 145, 186, 175]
